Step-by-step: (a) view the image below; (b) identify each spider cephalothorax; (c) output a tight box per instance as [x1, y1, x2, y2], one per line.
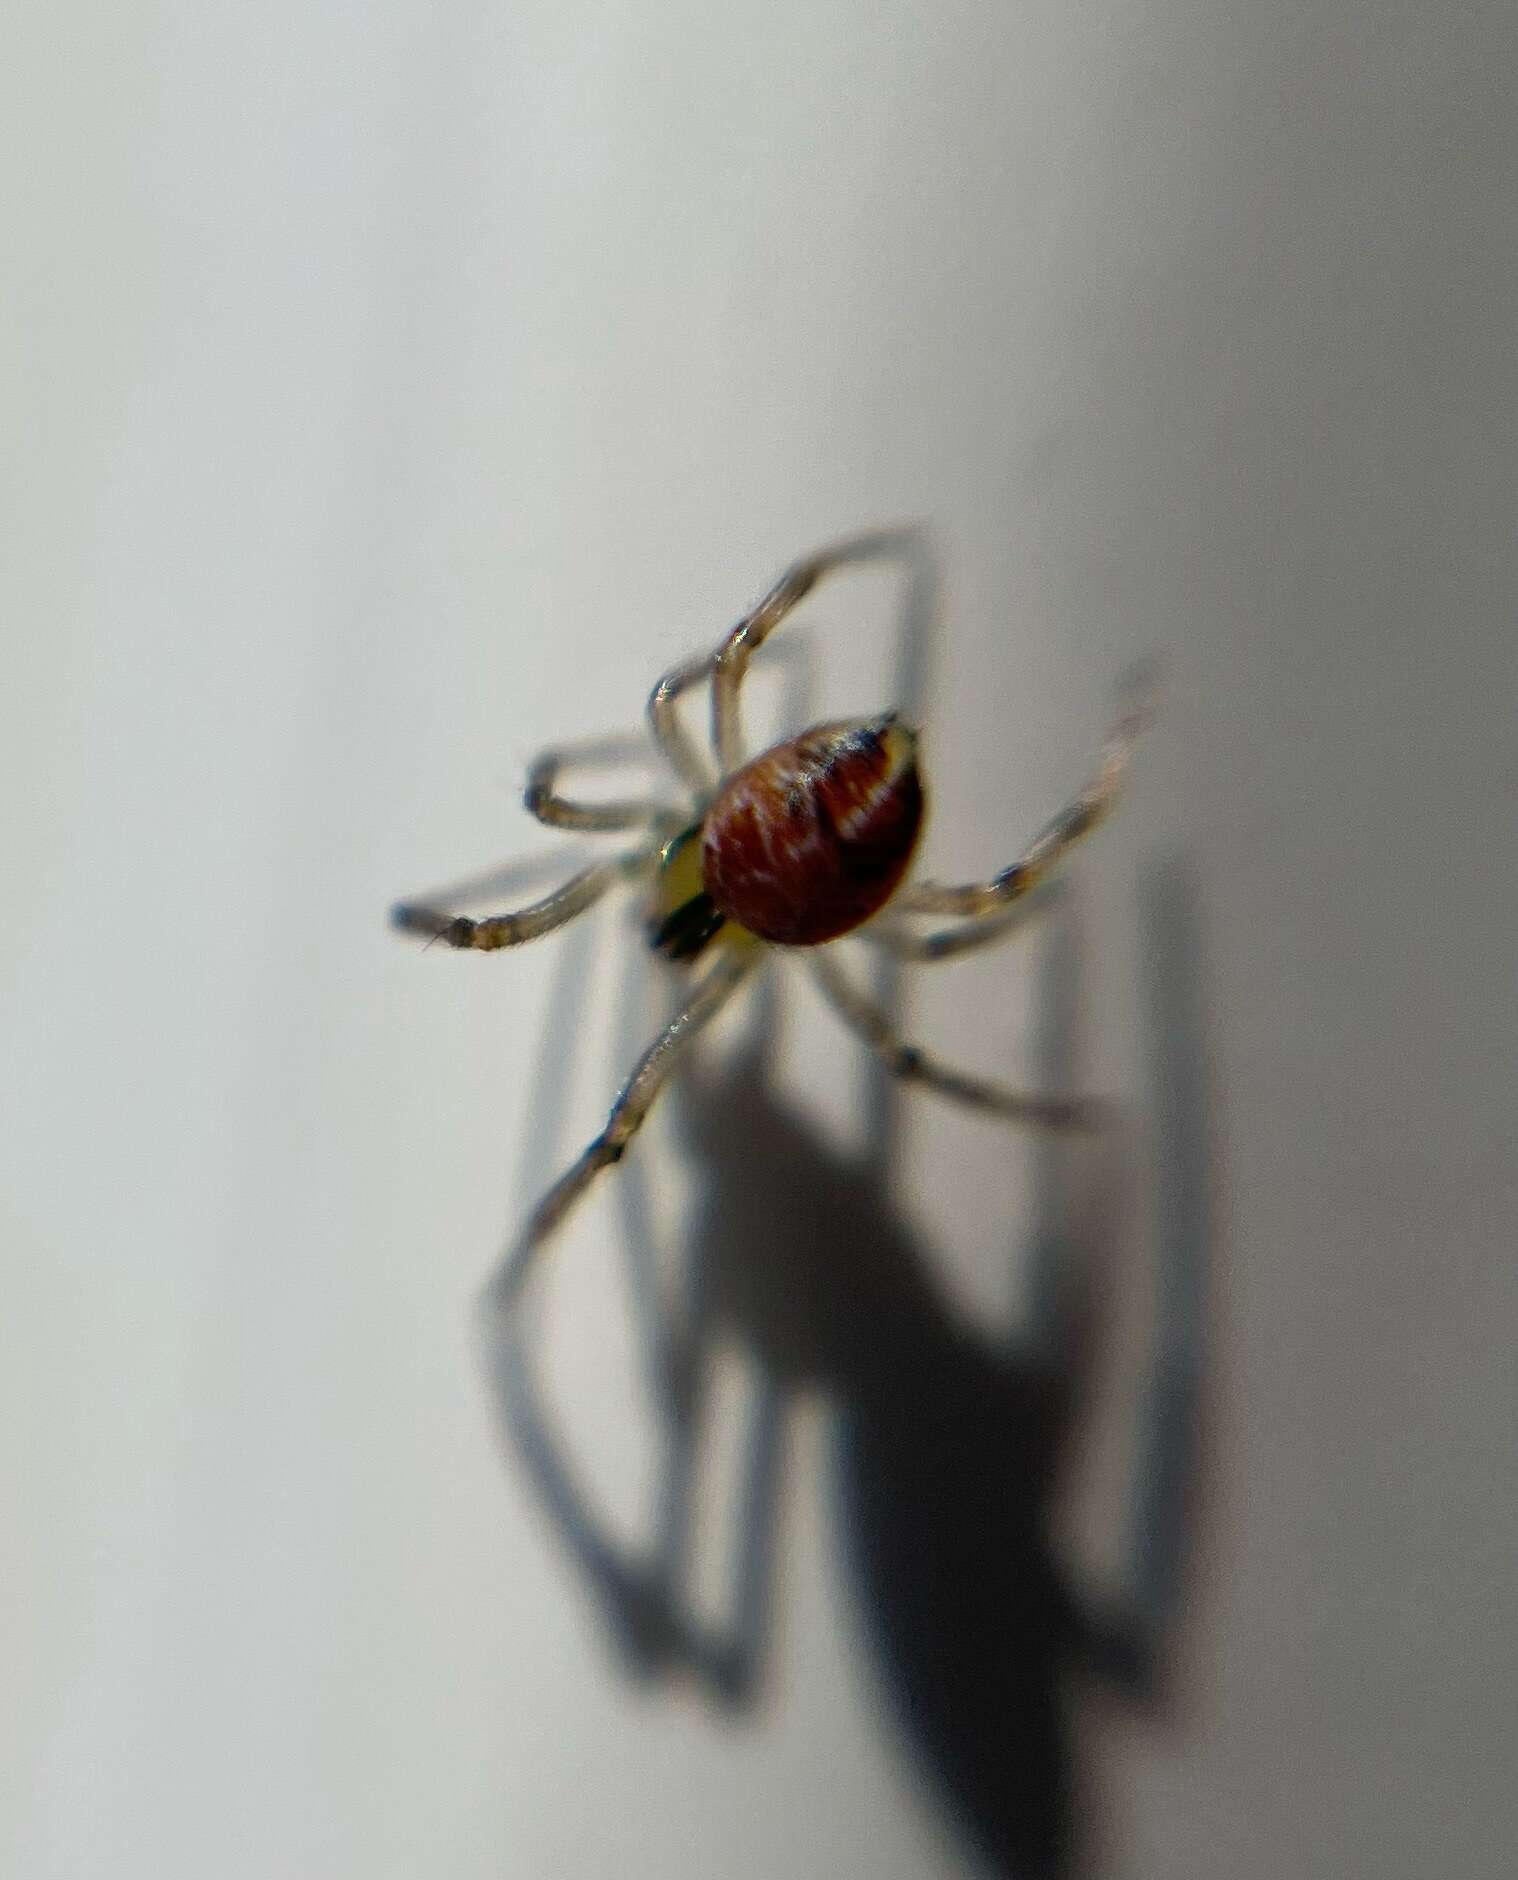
[393, 530, 1148, 1306]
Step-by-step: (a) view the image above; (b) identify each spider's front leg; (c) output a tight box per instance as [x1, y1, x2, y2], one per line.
[392, 847, 653, 949]
[523, 731, 671, 833]
[899, 685, 1154, 919]
[484, 945, 759, 1310]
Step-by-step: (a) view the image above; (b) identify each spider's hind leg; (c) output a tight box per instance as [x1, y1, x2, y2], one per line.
[899, 680, 1154, 919]
[863, 880, 1063, 965]
[809, 948, 1101, 1131]
[648, 651, 718, 798]
[711, 527, 929, 771]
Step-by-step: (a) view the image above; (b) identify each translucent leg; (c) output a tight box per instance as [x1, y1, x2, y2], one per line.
[862, 883, 1060, 963]
[391, 845, 653, 949]
[648, 651, 717, 798]
[899, 685, 1153, 917]
[484, 945, 759, 1309]
[523, 731, 675, 833]
[710, 528, 924, 772]
[809, 949, 1100, 1130]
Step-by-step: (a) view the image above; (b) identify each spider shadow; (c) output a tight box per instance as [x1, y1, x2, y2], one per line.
[482, 856, 1212, 1880]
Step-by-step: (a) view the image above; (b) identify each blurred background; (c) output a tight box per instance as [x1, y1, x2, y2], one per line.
[4, 3, 1516, 1876]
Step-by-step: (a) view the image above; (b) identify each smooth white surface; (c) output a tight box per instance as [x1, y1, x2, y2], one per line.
[5, 4, 1516, 1876]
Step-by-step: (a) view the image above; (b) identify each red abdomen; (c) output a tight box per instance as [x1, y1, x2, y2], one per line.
[701, 718, 924, 946]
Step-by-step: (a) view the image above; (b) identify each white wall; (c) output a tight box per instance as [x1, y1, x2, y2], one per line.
[4, 4, 1515, 1876]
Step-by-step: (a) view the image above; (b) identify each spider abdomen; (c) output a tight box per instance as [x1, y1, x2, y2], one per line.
[701, 718, 924, 946]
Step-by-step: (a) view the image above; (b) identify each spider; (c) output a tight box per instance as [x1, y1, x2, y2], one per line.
[392, 530, 1149, 1307]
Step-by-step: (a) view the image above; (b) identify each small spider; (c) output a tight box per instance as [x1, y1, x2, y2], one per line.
[393, 531, 1149, 1306]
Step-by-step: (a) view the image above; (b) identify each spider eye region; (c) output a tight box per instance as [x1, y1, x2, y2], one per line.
[700, 718, 925, 946]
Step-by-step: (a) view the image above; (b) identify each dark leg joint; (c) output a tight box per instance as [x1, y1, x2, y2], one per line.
[1062, 801, 1098, 841]
[390, 904, 476, 947]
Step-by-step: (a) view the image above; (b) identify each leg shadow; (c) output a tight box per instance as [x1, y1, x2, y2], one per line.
[834, 857, 1213, 1877]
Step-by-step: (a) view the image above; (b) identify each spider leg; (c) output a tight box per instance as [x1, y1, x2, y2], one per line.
[648, 651, 718, 798]
[861, 881, 1062, 963]
[524, 731, 675, 833]
[389, 844, 592, 924]
[391, 844, 654, 949]
[898, 683, 1154, 917]
[809, 948, 1100, 1130]
[711, 527, 925, 771]
[484, 944, 759, 1310]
